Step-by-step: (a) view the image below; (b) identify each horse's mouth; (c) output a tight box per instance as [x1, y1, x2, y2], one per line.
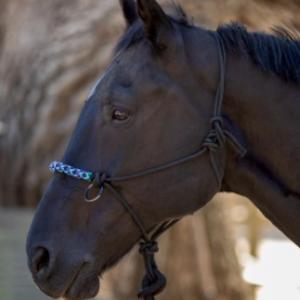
[60, 248, 130, 300]
[34, 262, 100, 300]
[63, 271, 100, 300]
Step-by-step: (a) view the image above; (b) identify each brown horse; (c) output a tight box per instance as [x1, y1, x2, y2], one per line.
[27, 0, 300, 299]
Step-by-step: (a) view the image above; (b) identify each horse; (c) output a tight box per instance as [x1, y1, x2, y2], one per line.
[26, 0, 300, 299]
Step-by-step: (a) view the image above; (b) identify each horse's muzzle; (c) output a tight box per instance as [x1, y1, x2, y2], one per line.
[27, 240, 99, 299]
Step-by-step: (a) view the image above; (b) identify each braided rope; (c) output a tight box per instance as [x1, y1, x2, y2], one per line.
[49, 161, 94, 182]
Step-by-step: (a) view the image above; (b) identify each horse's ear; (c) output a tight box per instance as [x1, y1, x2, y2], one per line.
[137, 0, 173, 50]
[119, 0, 138, 26]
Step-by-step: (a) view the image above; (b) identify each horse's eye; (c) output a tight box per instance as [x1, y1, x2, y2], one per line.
[112, 109, 129, 122]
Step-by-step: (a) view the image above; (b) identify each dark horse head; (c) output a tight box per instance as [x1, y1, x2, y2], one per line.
[27, 1, 234, 299]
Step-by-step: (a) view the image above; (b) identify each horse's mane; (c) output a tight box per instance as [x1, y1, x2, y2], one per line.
[218, 23, 300, 83]
[116, 4, 300, 83]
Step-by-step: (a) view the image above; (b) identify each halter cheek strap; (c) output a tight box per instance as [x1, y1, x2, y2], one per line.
[48, 34, 246, 300]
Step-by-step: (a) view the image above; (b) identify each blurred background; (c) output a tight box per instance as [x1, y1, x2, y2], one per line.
[0, 0, 300, 299]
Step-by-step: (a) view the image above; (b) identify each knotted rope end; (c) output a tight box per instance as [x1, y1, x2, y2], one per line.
[138, 241, 167, 299]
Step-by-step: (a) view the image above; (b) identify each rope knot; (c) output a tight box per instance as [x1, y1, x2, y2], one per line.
[139, 241, 158, 255]
[203, 129, 225, 151]
[95, 172, 108, 187]
[138, 240, 166, 299]
[202, 115, 227, 153]
[210, 116, 224, 127]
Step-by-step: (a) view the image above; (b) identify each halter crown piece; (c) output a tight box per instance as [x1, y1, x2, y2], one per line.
[49, 34, 246, 300]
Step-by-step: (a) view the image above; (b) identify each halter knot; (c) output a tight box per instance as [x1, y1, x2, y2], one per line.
[203, 118, 227, 187]
[138, 241, 167, 299]
[210, 116, 224, 126]
[139, 241, 158, 256]
[203, 127, 226, 152]
[94, 172, 109, 187]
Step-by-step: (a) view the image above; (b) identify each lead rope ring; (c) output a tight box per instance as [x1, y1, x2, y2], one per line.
[84, 173, 107, 202]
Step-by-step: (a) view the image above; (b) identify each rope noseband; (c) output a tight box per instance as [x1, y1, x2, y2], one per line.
[49, 34, 246, 300]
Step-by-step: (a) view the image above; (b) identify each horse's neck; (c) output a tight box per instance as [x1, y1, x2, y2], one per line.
[223, 54, 300, 246]
[224, 54, 300, 191]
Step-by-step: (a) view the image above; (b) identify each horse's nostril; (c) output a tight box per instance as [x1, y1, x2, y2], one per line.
[31, 247, 51, 277]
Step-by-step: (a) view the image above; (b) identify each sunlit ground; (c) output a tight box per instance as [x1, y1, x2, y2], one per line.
[241, 238, 300, 300]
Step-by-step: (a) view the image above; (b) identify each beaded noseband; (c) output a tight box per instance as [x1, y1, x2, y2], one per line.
[49, 161, 103, 202]
[49, 34, 246, 300]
